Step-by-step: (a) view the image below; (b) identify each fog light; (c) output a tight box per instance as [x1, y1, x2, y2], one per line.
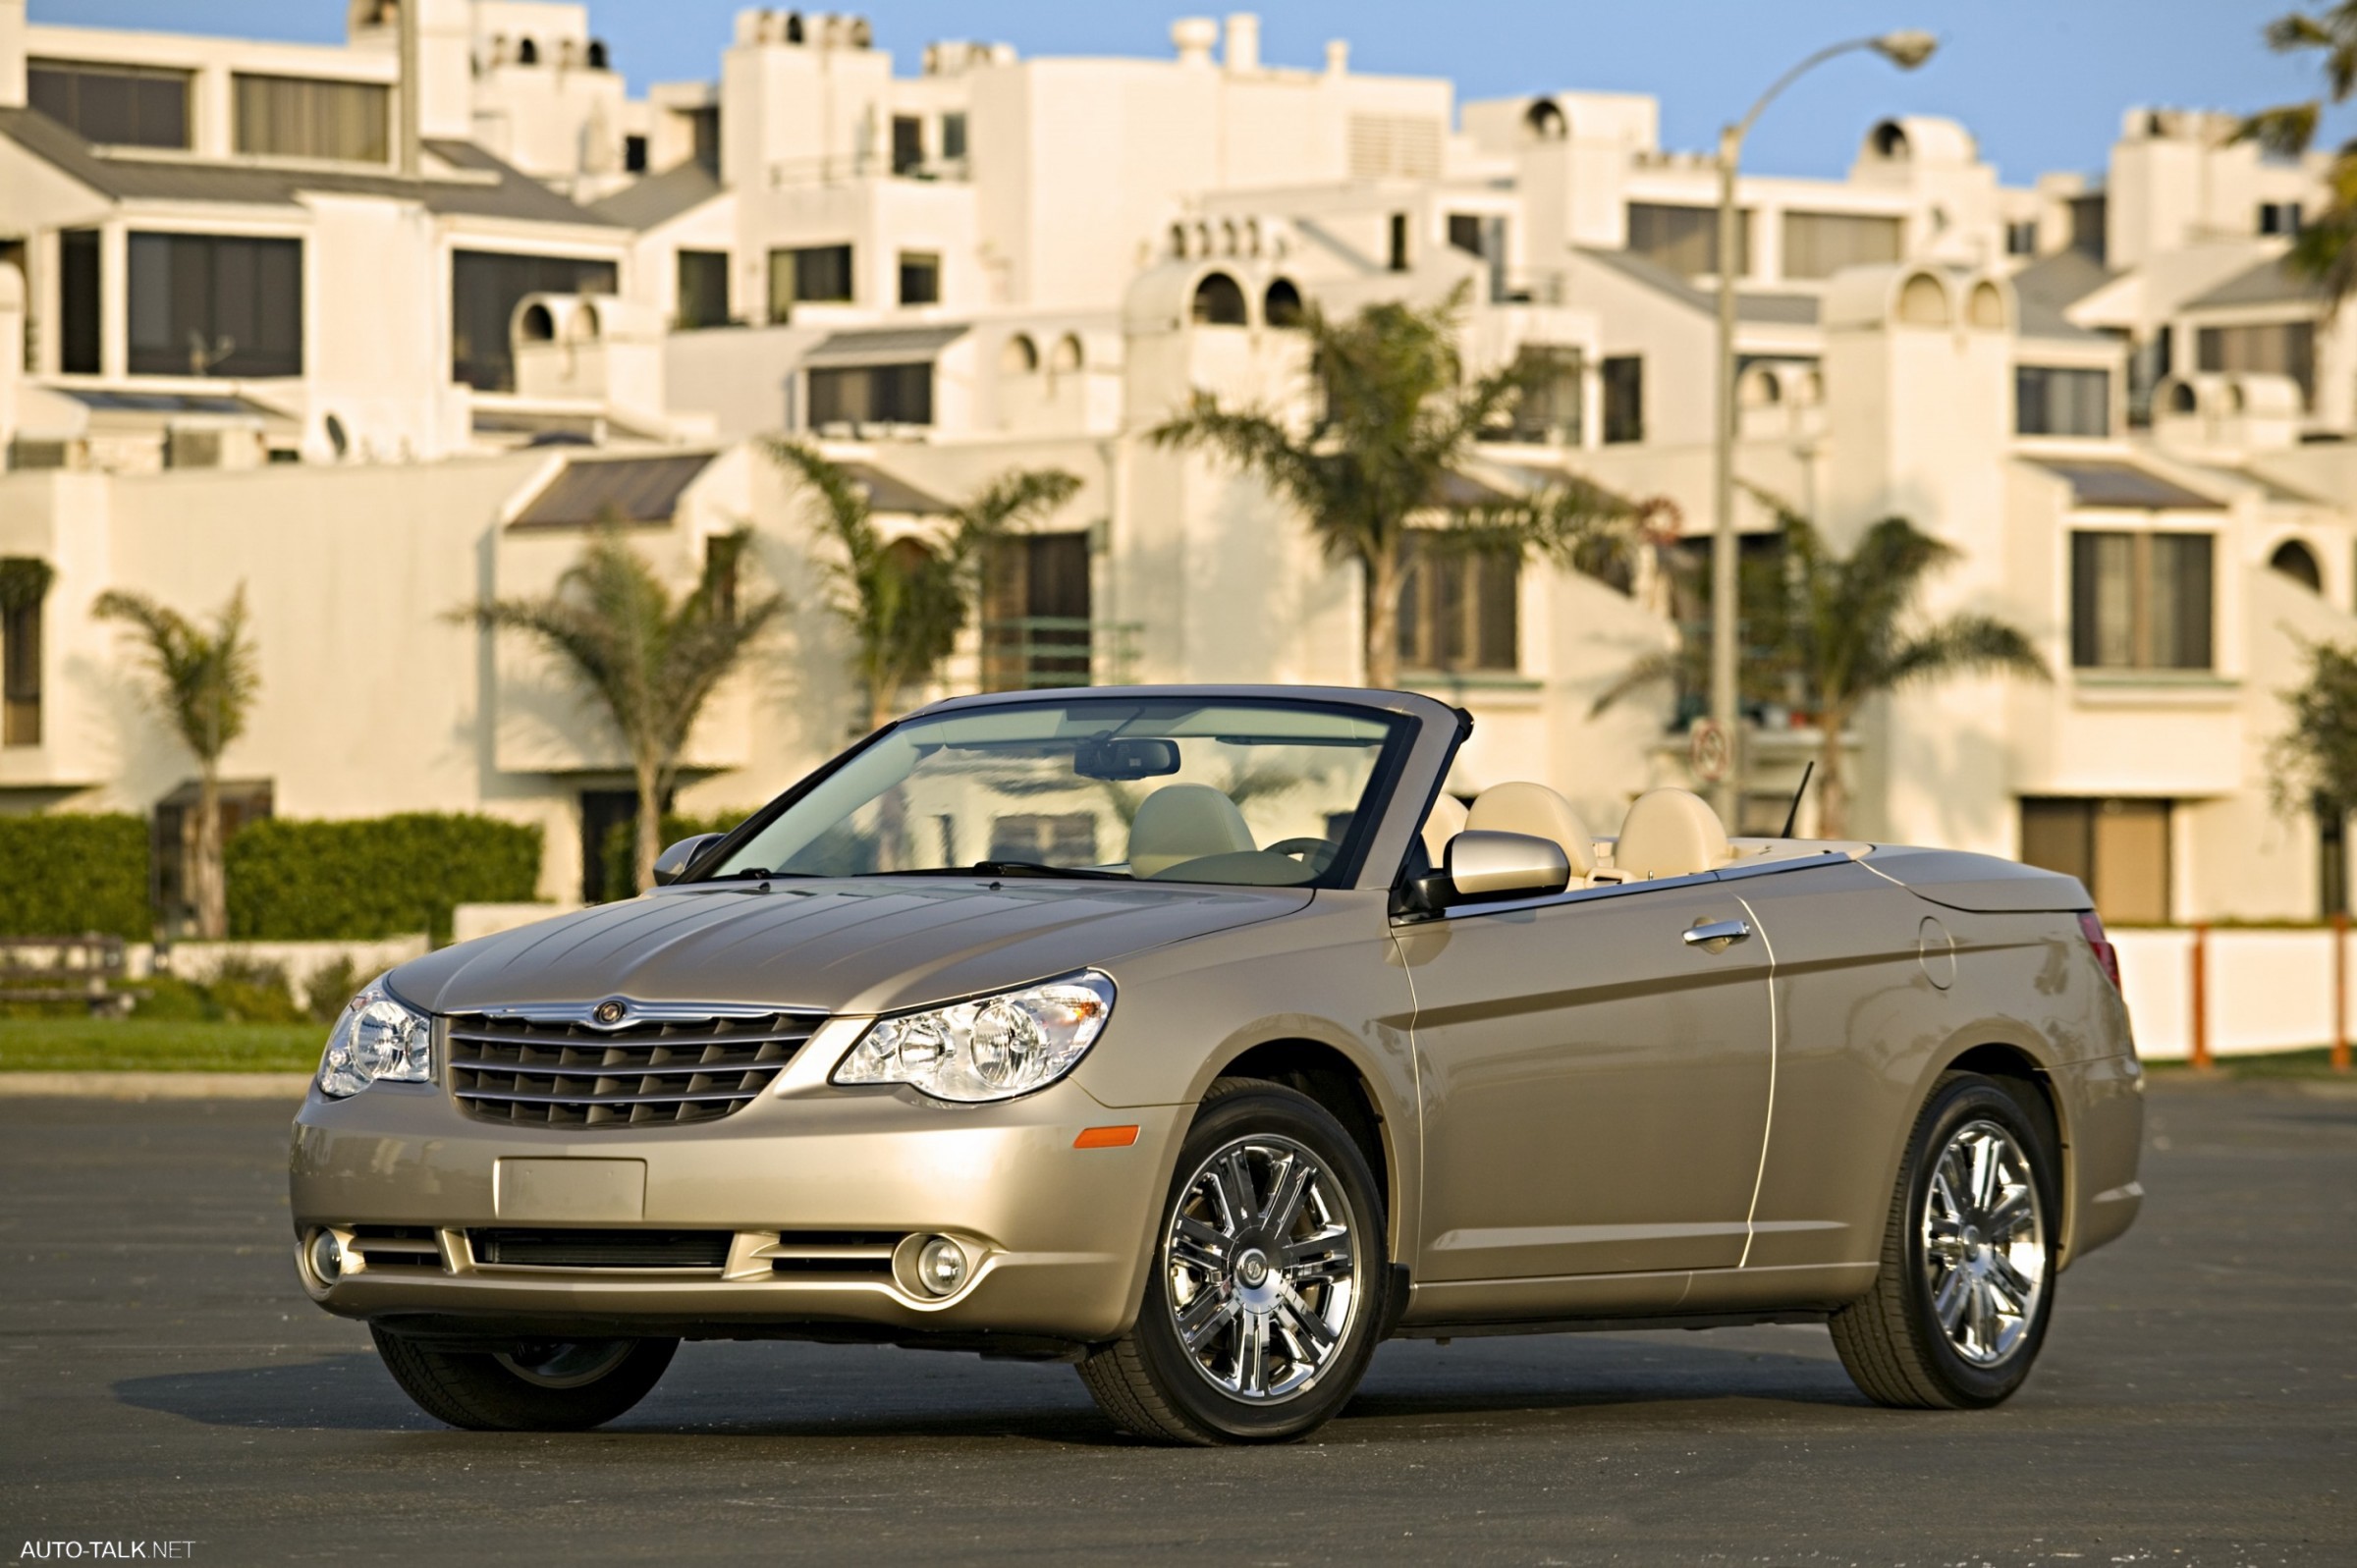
[915, 1236, 968, 1296]
[307, 1230, 344, 1285]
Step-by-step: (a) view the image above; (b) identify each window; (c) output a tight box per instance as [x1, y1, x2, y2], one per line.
[2070, 530, 2213, 671]
[2127, 330, 2171, 427]
[1, 559, 48, 747]
[59, 229, 100, 375]
[983, 532, 1092, 691]
[892, 114, 923, 176]
[1602, 354, 1643, 444]
[2197, 320, 2316, 409]
[1626, 202, 1750, 278]
[688, 106, 720, 171]
[27, 59, 190, 148]
[2015, 365, 2110, 436]
[1398, 532, 1518, 674]
[941, 112, 968, 162]
[675, 248, 729, 328]
[127, 233, 303, 378]
[1263, 277, 1305, 328]
[2004, 220, 2039, 256]
[1190, 271, 1246, 326]
[1447, 214, 1485, 257]
[2269, 539, 2324, 592]
[2259, 201, 2303, 237]
[624, 134, 648, 173]
[2067, 194, 2107, 261]
[807, 362, 932, 427]
[232, 74, 389, 162]
[1488, 344, 1582, 445]
[1387, 213, 1409, 273]
[1781, 211, 1903, 280]
[451, 249, 618, 392]
[898, 250, 941, 306]
[2019, 797, 2171, 926]
[2324, 802, 2348, 921]
[988, 813, 1097, 866]
[768, 243, 853, 319]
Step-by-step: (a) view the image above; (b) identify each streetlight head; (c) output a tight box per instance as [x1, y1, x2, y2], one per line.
[1871, 29, 1939, 70]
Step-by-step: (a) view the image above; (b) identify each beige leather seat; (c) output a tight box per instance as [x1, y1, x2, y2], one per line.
[1467, 782, 1595, 881]
[1613, 787, 1732, 880]
[1418, 791, 1470, 867]
[1127, 784, 1257, 878]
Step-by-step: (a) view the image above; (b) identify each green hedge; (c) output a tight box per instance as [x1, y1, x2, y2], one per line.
[600, 810, 754, 901]
[0, 814, 150, 939]
[227, 813, 542, 944]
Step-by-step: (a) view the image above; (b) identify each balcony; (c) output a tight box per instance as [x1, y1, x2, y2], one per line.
[976, 619, 1143, 692]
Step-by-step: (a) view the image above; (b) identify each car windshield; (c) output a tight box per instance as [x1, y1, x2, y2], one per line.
[705, 697, 1411, 889]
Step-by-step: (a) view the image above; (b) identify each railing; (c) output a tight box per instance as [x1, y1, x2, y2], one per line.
[977, 618, 1143, 691]
[764, 152, 969, 189]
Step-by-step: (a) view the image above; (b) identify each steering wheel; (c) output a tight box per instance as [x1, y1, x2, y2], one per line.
[1264, 837, 1340, 873]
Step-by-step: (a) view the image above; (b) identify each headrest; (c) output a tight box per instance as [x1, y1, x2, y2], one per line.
[1468, 782, 1595, 878]
[1127, 784, 1256, 878]
[1614, 787, 1732, 880]
[1418, 791, 1470, 867]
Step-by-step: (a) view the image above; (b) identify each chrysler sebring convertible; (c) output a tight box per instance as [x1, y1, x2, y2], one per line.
[290, 685, 2143, 1443]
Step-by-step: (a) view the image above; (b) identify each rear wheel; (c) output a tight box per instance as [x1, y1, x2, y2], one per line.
[1831, 1071, 2059, 1409]
[1077, 1080, 1388, 1444]
[371, 1325, 678, 1431]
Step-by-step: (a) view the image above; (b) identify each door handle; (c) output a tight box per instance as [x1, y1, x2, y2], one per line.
[1682, 918, 1752, 953]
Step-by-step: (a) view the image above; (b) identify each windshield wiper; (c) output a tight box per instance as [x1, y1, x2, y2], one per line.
[889, 861, 1133, 881]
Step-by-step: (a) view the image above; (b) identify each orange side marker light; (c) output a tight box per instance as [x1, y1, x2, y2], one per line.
[1073, 1124, 1140, 1149]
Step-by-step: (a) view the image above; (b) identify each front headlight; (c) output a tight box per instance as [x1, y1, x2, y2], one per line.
[833, 971, 1116, 1103]
[316, 977, 434, 1099]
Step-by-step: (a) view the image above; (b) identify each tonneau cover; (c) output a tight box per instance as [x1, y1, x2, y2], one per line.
[1866, 846, 2092, 914]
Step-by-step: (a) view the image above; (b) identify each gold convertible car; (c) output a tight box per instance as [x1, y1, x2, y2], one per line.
[291, 686, 2144, 1443]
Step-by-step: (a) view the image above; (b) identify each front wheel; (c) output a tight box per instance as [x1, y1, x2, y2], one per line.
[1831, 1071, 2060, 1409]
[371, 1325, 678, 1431]
[1077, 1080, 1389, 1444]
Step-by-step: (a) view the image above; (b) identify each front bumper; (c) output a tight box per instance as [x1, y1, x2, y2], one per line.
[288, 1056, 1186, 1346]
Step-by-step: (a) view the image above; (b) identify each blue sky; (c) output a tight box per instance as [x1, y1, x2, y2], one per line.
[27, 0, 2355, 183]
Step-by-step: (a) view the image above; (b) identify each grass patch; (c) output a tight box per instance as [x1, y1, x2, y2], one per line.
[2147, 1046, 2349, 1080]
[0, 1017, 321, 1072]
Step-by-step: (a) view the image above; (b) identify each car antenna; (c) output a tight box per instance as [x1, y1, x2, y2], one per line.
[1778, 761, 1816, 839]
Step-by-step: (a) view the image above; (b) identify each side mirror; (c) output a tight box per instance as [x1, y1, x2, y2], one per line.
[1446, 830, 1571, 898]
[652, 833, 726, 887]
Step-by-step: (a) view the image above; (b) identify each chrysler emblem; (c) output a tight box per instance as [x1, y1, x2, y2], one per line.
[593, 1000, 628, 1027]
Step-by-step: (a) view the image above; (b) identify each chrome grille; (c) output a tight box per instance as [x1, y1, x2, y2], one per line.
[447, 1003, 823, 1127]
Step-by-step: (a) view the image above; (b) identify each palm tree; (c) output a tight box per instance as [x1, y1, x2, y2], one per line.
[92, 584, 261, 939]
[2240, 3, 2357, 301]
[766, 441, 1081, 731]
[465, 525, 784, 894]
[1149, 283, 1644, 689]
[1599, 503, 2048, 838]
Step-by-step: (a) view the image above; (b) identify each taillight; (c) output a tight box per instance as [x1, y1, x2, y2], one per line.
[2078, 910, 2121, 991]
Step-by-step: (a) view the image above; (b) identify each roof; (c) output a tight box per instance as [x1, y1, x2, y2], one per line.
[1575, 247, 1822, 326]
[2187, 462, 2333, 507]
[52, 389, 281, 417]
[0, 107, 617, 228]
[2183, 254, 2329, 312]
[801, 325, 970, 368]
[843, 461, 953, 515]
[512, 453, 717, 527]
[588, 159, 725, 231]
[2007, 249, 2116, 343]
[2024, 458, 2223, 511]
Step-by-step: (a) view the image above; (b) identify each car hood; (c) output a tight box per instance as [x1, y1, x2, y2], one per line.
[386, 878, 1314, 1018]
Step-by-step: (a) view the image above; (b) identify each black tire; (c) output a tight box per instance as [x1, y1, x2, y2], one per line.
[1831, 1070, 2061, 1410]
[1077, 1080, 1390, 1445]
[371, 1325, 678, 1431]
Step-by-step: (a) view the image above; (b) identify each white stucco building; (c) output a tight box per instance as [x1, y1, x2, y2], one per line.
[2, 1, 2353, 932]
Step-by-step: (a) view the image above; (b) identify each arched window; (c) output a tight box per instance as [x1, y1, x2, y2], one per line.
[2165, 380, 2198, 415]
[2271, 539, 2324, 592]
[1001, 334, 1039, 375]
[1525, 98, 1567, 140]
[516, 36, 539, 64]
[586, 38, 609, 69]
[1739, 365, 1781, 406]
[1190, 271, 1246, 326]
[1050, 333, 1083, 373]
[1871, 120, 1909, 160]
[784, 11, 805, 43]
[1895, 271, 1948, 326]
[520, 302, 556, 341]
[1263, 277, 1305, 328]
[1967, 280, 2005, 330]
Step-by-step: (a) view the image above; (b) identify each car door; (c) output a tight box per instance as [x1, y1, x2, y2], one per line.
[1396, 875, 1776, 1301]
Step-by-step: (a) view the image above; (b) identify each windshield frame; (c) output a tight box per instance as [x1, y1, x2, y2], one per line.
[676, 689, 1445, 893]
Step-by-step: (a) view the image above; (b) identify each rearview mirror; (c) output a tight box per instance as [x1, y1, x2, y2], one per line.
[652, 833, 726, 887]
[1444, 831, 1572, 898]
[1074, 735, 1181, 781]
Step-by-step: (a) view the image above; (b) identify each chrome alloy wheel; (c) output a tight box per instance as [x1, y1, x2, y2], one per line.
[1163, 1134, 1361, 1403]
[1921, 1118, 2048, 1367]
[494, 1340, 635, 1388]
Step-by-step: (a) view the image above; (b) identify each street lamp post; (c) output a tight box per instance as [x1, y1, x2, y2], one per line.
[1706, 30, 1937, 827]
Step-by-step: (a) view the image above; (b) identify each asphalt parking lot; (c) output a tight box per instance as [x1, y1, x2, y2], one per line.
[0, 1079, 2348, 1567]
